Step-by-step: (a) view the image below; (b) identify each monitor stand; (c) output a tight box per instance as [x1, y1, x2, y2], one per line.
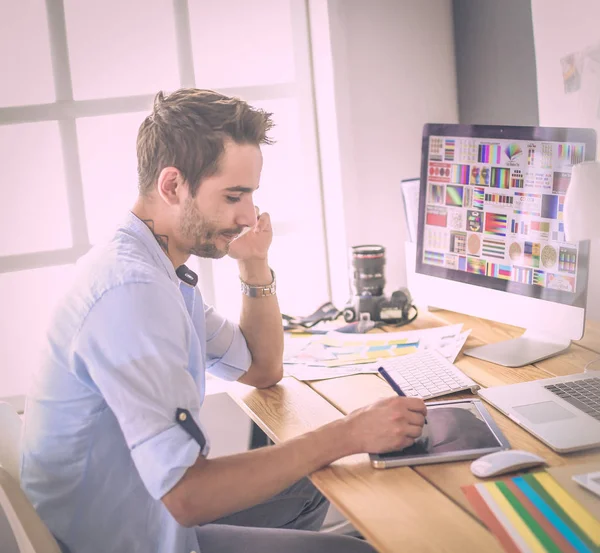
[464, 329, 571, 368]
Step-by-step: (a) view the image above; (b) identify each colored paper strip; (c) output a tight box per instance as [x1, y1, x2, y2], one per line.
[497, 482, 563, 553]
[477, 484, 535, 553]
[506, 480, 578, 553]
[524, 475, 596, 552]
[534, 473, 600, 547]
[462, 485, 522, 553]
[514, 477, 591, 553]
[484, 482, 547, 553]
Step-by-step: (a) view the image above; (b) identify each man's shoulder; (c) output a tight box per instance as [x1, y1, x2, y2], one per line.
[79, 232, 169, 292]
[57, 232, 177, 329]
[44, 224, 184, 353]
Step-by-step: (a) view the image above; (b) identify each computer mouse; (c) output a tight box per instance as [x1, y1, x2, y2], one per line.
[470, 449, 547, 478]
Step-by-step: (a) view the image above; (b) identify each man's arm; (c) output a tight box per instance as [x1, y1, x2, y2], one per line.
[236, 258, 283, 388]
[227, 211, 283, 389]
[162, 395, 427, 527]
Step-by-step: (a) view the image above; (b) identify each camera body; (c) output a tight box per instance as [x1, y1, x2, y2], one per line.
[342, 244, 414, 324]
[342, 288, 413, 323]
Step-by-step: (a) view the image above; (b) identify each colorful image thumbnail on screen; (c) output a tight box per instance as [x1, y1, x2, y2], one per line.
[423, 136, 585, 294]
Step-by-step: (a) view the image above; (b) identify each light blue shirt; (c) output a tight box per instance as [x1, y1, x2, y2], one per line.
[20, 213, 252, 553]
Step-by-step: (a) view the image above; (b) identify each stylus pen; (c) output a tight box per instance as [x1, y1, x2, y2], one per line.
[378, 366, 428, 424]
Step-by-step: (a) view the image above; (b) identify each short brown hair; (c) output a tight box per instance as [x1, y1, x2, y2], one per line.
[136, 88, 274, 196]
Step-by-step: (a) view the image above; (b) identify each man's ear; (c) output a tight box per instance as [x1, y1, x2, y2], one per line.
[157, 167, 186, 206]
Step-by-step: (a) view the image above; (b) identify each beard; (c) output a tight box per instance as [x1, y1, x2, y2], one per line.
[180, 197, 242, 259]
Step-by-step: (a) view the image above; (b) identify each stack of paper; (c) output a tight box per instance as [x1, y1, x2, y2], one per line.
[462, 471, 600, 553]
[284, 324, 471, 381]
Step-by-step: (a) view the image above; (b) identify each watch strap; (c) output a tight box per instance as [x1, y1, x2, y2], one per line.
[240, 269, 276, 297]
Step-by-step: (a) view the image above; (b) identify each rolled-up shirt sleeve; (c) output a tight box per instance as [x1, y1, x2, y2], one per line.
[203, 298, 251, 381]
[72, 281, 204, 500]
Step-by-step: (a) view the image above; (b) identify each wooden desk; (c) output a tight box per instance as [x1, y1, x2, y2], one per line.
[228, 311, 600, 553]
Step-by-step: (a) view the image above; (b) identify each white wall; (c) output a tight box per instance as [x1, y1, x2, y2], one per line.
[453, 0, 539, 126]
[325, 0, 459, 296]
[531, 0, 600, 320]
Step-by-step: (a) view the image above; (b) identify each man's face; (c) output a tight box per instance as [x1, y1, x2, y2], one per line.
[178, 141, 262, 259]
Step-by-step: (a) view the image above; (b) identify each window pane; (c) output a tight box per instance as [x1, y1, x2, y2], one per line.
[211, 257, 242, 322]
[63, 0, 179, 100]
[0, 122, 72, 256]
[211, 231, 329, 322]
[77, 112, 145, 244]
[189, 0, 295, 89]
[252, 98, 323, 226]
[270, 233, 330, 317]
[0, 265, 74, 399]
[211, 97, 329, 320]
[0, 0, 55, 107]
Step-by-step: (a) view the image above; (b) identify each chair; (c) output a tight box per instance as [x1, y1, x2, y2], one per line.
[0, 401, 23, 482]
[0, 466, 61, 553]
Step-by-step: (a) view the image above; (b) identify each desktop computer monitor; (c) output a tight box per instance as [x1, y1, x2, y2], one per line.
[414, 123, 597, 367]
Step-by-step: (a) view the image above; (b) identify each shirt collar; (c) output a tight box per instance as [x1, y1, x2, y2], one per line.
[120, 212, 180, 286]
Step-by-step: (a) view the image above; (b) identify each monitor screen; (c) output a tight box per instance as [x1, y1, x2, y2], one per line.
[416, 124, 597, 308]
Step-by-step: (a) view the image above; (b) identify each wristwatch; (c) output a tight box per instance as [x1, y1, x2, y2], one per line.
[240, 269, 276, 297]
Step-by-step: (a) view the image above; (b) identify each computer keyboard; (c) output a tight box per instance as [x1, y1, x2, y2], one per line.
[380, 349, 480, 399]
[544, 377, 600, 421]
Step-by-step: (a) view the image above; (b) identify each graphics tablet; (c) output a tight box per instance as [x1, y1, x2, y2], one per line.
[370, 399, 510, 469]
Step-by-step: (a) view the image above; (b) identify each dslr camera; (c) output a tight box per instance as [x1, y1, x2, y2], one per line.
[342, 245, 414, 325]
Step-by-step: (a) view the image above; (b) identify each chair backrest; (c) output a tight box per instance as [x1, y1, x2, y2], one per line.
[0, 466, 61, 553]
[0, 402, 23, 482]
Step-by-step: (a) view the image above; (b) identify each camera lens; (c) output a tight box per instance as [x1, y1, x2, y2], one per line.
[351, 245, 386, 296]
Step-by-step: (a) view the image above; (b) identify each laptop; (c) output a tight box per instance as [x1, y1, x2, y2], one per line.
[478, 372, 600, 453]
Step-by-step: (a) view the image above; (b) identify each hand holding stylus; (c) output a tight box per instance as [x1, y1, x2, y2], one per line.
[344, 392, 427, 454]
[378, 366, 430, 445]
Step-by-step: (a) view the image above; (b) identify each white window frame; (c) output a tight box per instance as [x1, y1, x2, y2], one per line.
[0, 0, 348, 309]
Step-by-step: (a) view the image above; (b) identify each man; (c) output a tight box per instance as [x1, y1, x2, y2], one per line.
[21, 89, 427, 553]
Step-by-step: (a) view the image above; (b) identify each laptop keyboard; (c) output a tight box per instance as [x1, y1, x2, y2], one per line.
[544, 377, 600, 421]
